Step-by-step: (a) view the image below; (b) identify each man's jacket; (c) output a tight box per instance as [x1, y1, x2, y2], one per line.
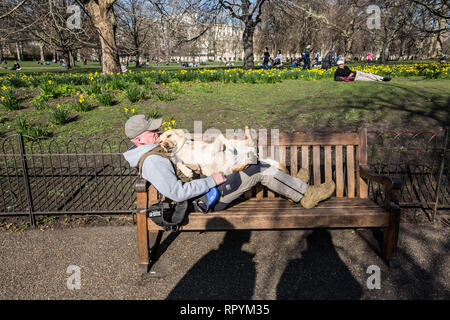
[123, 144, 216, 202]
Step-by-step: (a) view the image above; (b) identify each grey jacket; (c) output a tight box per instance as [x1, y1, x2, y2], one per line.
[123, 144, 216, 202]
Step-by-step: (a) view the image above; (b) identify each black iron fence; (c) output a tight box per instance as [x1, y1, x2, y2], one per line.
[1, 129, 448, 225]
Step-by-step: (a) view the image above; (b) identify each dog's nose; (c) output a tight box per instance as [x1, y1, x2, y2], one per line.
[163, 142, 169, 148]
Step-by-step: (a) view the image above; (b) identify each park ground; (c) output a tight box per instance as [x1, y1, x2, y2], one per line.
[1, 77, 449, 139]
[0, 218, 449, 300]
[0, 63, 449, 300]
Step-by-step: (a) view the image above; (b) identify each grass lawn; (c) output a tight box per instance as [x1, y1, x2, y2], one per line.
[0, 60, 245, 74]
[0, 77, 448, 140]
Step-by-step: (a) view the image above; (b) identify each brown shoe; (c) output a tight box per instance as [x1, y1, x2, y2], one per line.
[296, 168, 309, 184]
[300, 181, 335, 209]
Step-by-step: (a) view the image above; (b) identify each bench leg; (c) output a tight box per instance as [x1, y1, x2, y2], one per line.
[383, 207, 401, 268]
[136, 212, 149, 273]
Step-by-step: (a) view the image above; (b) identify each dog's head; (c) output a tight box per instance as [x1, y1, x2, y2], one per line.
[159, 129, 187, 153]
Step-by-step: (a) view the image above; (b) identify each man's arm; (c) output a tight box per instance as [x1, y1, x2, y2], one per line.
[141, 155, 217, 202]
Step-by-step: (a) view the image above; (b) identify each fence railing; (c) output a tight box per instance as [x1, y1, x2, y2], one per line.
[1, 129, 448, 225]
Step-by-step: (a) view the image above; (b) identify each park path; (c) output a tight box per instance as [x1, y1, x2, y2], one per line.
[0, 222, 449, 300]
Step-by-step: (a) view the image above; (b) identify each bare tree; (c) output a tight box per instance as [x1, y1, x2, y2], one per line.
[79, 0, 121, 74]
[116, 0, 153, 67]
[218, 0, 267, 68]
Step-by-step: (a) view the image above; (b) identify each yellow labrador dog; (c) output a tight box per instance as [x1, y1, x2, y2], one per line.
[160, 127, 287, 177]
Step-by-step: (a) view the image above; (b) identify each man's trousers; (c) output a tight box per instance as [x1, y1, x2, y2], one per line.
[212, 161, 308, 211]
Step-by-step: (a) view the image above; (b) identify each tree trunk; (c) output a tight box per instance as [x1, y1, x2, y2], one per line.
[39, 42, 45, 62]
[242, 22, 255, 69]
[428, 20, 438, 58]
[82, 0, 121, 74]
[344, 36, 353, 61]
[16, 42, 21, 61]
[380, 42, 390, 63]
[435, 17, 445, 58]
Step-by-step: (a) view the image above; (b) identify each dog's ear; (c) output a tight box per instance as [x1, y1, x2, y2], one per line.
[173, 129, 186, 138]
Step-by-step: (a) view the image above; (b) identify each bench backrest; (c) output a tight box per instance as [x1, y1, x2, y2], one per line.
[251, 128, 369, 199]
[146, 128, 369, 205]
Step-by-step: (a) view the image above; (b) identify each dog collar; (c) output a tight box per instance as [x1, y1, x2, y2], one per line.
[171, 137, 187, 155]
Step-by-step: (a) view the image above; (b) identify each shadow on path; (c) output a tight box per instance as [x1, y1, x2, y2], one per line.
[276, 229, 363, 299]
[166, 218, 256, 299]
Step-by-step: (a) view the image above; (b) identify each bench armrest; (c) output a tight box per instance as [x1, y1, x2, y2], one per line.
[135, 178, 149, 193]
[359, 165, 402, 211]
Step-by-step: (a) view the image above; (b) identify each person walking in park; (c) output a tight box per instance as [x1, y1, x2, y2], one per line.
[332, 48, 337, 66]
[123, 115, 335, 211]
[322, 49, 333, 70]
[262, 47, 270, 69]
[303, 45, 312, 70]
[367, 52, 373, 62]
[334, 60, 391, 82]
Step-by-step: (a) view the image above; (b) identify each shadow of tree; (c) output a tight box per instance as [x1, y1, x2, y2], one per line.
[166, 218, 256, 300]
[276, 229, 363, 299]
[386, 226, 450, 299]
[288, 81, 449, 131]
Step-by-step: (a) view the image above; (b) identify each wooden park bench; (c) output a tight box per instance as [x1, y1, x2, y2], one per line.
[134, 128, 402, 273]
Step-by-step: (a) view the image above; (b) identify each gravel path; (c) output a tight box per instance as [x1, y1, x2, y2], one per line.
[0, 222, 449, 300]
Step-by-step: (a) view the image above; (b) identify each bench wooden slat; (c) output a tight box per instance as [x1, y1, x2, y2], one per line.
[147, 206, 388, 231]
[301, 145, 309, 177]
[324, 146, 332, 183]
[358, 128, 369, 198]
[224, 198, 380, 209]
[336, 146, 344, 197]
[267, 145, 275, 198]
[290, 146, 298, 176]
[277, 132, 359, 146]
[313, 145, 321, 185]
[347, 145, 355, 198]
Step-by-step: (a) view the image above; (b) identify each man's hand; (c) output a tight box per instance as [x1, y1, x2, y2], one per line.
[211, 171, 227, 185]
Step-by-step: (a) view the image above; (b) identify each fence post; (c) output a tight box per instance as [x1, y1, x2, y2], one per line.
[432, 128, 448, 222]
[17, 133, 35, 226]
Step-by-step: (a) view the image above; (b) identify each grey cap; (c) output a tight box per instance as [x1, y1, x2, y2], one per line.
[124, 115, 163, 139]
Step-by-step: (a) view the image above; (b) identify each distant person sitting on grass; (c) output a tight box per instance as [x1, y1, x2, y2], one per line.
[11, 61, 22, 70]
[334, 60, 391, 82]
[121, 63, 128, 73]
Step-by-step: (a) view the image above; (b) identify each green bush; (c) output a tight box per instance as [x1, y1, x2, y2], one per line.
[48, 104, 70, 125]
[71, 94, 91, 112]
[39, 81, 61, 99]
[124, 85, 146, 102]
[95, 92, 115, 106]
[85, 82, 102, 95]
[0, 89, 21, 110]
[15, 117, 51, 138]
[152, 87, 176, 101]
[147, 106, 162, 119]
[7, 77, 27, 88]
[31, 100, 49, 110]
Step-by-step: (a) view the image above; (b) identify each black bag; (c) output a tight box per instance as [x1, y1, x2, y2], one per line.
[147, 191, 215, 232]
[147, 199, 189, 232]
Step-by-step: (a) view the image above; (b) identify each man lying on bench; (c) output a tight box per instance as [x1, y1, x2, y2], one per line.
[123, 115, 335, 214]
